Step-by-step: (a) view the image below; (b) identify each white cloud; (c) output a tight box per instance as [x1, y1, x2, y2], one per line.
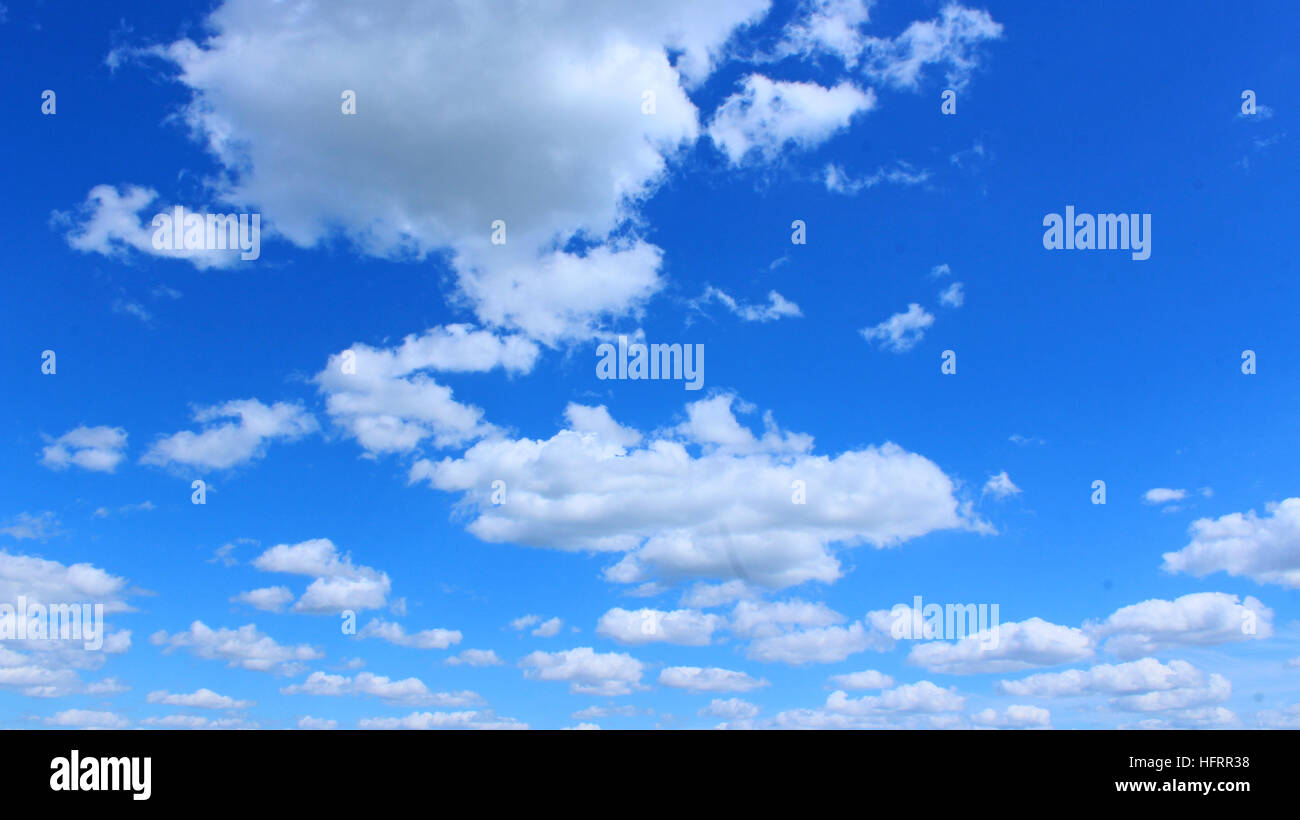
[45, 709, 129, 729]
[1162, 498, 1300, 587]
[315, 326, 535, 456]
[510, 615, 543, 631]
[146, 688, 253, 710]
[695, 287, 802, 322]
[281, 671, 481, 708]
[531, 617, 564, 638]
[359, 710, 526, 730]
[776, 0, 873, 67]
[660, 666, 768, 693]
[40, 426, 127, 472]
[730, 599, 844, 639]
[907, 617, 1094, 674]
[56, 185, 250, 269]
[138, 715, 257, 729]
[747, 621, 888, 665]
[358, 619, 461, 650]
[828, 669, 894, 690]
[938, 281, 964, 308]
[113, 0, 777, 344]
[982, 471, 1020, 499]
[1086, 592, 1272, 658]
[860, 303, 934, 352]
[248, 538, 391, 614]
[824, 161, 929, 194]
[708, 75, 875, 164]
[825, 681, 965, 715]
[412, 395, 984, 590]
[297, 716, 337, 730]
[970, 705, 1051, 729]
[997, 657, 1231, 715]
[150, 621, 322, 676]
[0, 550, 133, 613]
[681, 580, 758, 609]
[519, 647, 645, 696]
[1143, 488, 1188, 504]
[1, 512, 62, 542]
[856, 4, 1003, 90]
[701, 697, 760, 720]
[231, 586, 294, 613]
[597, 608, 724, 646]
[141, 399, 317, 470]
[446, 649, 503, 667]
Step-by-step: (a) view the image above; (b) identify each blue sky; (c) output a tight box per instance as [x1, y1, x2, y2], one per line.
[2, 0, 1298, 730]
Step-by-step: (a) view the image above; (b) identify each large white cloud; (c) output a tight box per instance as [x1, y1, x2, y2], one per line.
[411, 395, 985, 590]
[997, 657, 1231, 713]
[905, 617, 1095, 675]
[1162, 498, 1300, 588]
[1086, 592, 1273, 658]
[106, 0, 773, 342]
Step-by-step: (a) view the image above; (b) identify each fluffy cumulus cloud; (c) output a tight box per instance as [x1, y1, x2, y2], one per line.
[747, 621, 889, 665]
[771, 681, 966, 729]
[146, 688, 253, 710]
[1162, 498, 1300, 588]
[828, 669, 894, 690]
[246, 539, 391, 614]
[658, 666, 769, 693]
[998, 658, 1230, 713]
[519, 647, 645, 696]
[596, 607, 724, 646]
[141, 399, 317, 470]
[150, 621, 322, 676]
[0, 550, 134, 698]
[359, 710, 526, 730]
[281, 671, 481, 708]
[707, 75, 875, 164]
[1086, 592, 1272, 658]
[970, 705, 1051, 729]
[231, 586, 295, 613]
[905, 617, 1095, 675]
[357, 619, 462, 650]
[411, 395, 984, 590]
[40, 425, 127, 472]
[510, 614, 563, 637]
[316, 325, 536, 456]
[101, 0, 775, 343]
[701, 697, 760, 720]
